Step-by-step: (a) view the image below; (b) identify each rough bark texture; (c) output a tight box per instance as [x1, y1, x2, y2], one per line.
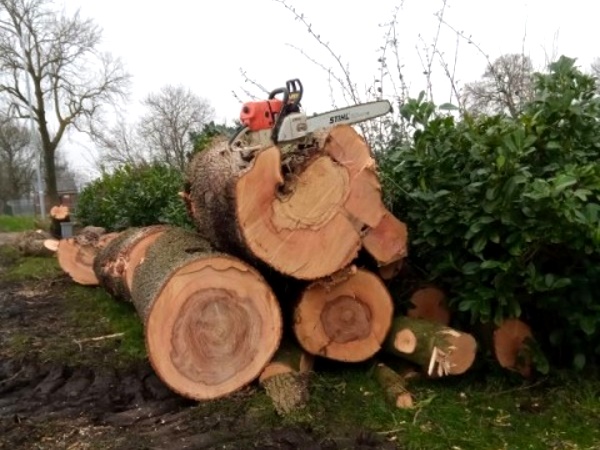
[259, 339, 313, 415]
[385, 317, 477, 377]
[130, 227, 282, 401]
[293, 267, 394, 362]
[373, 362, 413, 409]
[93, 225, 168, 301]
[184, 126, 406, 280]
[16, 230, 54, 257]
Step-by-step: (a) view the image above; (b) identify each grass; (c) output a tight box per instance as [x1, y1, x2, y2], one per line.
[65, 284, 146, 366]
[4, 255, 63, 281]
[2, 251, 600, 448]
[2, 249, 145, 368]
[265, 366, 600, 449]
[0, 214, 37, 232]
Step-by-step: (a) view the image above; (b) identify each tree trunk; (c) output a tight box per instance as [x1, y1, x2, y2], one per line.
[259, 339, 314, 415]
[493, 318, 534, 377]
[56, 227, 119, 286]
[385, 317, 477, 377]
[293, 266, 393, 362]
[93, 225, 169, 301]
[130, 227, 282, 401]
[373, 361, 413, 409]
[406, 286, 451, 326]
[16, 230, 54, 257]
[49, 204, 70, 238]
[184, 126, 401, 280]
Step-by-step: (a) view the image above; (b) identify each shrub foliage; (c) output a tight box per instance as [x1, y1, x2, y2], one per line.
[380, 56, 600, 368]
[76, 163, 192, 231]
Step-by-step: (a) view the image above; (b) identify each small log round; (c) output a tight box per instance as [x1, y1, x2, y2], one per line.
[385, 317, 477, 377]
[493, 318, 534, 377]
[293, 267, 394, 362]
[131, 227, 282, 401]
[406, 286, 451, 326]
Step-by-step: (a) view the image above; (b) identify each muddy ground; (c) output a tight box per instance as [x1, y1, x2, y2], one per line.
[0, 236, 397, 450]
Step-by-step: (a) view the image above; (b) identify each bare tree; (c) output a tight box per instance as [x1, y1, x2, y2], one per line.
[0, 115, 33, 206]
[94, 116, 151, 171]
[0, 0, 130, 205]
[591, 58, 600, 81]
[462, 53, 535, 118]
[139, 84, 214, 171]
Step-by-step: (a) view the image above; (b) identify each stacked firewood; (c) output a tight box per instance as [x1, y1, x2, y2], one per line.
[48, 125, 534, 413]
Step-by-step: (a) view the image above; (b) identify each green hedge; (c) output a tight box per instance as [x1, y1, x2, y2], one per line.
[380, 56, 600, 368]
[76, 163, 192, 231]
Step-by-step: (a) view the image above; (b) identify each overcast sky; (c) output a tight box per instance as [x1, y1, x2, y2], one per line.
[56, 0, 598, 178]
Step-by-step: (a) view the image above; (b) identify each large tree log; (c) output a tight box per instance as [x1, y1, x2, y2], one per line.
[184, 126, 403, 280]
[56, 227, 119, 285]
[93, 225, 169, 301]
[259, 339, 314, 415]
[293, 266, 393, 362]
[385, 317, 477, 377]
[130, 227, 282, 401]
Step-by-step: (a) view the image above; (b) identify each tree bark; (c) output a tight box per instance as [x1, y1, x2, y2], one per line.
[259, 339, 314, 415]
[373, 361, 413, 409]
[130, 227, 282, 401]
[385, 317, 477, 377]
[293, 266, 394, 362]
[184, 125, 402, 280]
[93, 225, 169, 301]
[49, 204, 70, 238]
[16, 230, 54, 257]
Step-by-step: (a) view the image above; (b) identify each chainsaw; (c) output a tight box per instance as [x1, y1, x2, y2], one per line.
[229, 78, 392, 148]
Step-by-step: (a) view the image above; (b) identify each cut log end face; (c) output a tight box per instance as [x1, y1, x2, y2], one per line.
[407, 287, 451, 326]
[394, 329, 417, 354]
[317, 294, 375, 350]
[493, 319, 534, 377]
[294, 269, 393, 362]
[237, 146, 361, 280]
[442, 331, 478, 376]
[57, 239, 99, 285]
[146, 257, 282, 401]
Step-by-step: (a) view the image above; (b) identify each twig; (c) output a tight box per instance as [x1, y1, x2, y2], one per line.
[488, 378, 546, 397]
[0, 368, 24, 386]
[73, 332, 125, 351]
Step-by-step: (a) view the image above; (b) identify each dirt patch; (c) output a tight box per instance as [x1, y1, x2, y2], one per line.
[0, 250, 398, 450]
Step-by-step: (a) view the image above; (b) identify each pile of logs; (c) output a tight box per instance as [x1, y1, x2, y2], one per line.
[49, 125, 534, 413]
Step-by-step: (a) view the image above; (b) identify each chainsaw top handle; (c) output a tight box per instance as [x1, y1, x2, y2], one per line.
[271, 79, 303, 143]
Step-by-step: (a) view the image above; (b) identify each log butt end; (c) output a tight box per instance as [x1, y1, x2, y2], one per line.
[145, 256, 282, 401]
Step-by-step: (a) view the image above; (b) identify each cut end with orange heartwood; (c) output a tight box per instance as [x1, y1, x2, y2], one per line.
[493, 318, 534, 377]
[130, 227, 283, 401]
[293, 267, 394, 362]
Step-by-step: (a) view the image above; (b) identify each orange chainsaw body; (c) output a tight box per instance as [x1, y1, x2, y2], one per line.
[239, 99, 284, 131]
